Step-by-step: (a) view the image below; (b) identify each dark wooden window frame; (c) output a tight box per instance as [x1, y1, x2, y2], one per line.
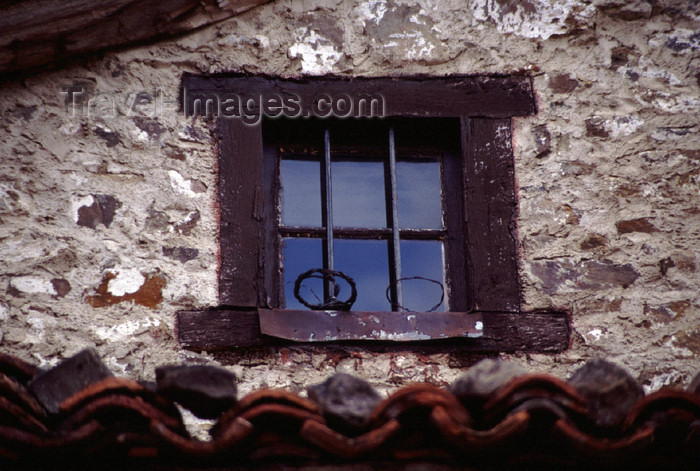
[177, 74, 570, 353]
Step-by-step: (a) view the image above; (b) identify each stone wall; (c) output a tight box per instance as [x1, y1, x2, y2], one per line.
[1, 0, 698, 398]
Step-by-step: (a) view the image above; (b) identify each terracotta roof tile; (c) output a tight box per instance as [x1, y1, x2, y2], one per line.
[0, 350, 699, 470]
[0, 353, 38, 384]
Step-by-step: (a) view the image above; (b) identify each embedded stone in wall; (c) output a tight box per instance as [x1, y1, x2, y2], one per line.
[74, 194, 121, 229]
[50, 279, 71, 298]
[667, 251, 697, 274]
[580, 260, 639, 289]
[664, 29, 700, 53]
[93, 125, 121, 148]
[85, 270, 166, 309]
[607, 116, 644, 138]
[596, 0, 653, 21]
[164, 147, 187, 161]
[676, 168, 699, 191]
[531, 259, 640, 295]
[174, 210, 200, 236]
[651, 126, 695, 141]
[580, 234, 608, 251]
[145, 208, 171, 232]
[178, 125, 209, 143]
[132, 117, 167, 141]
[8, 104, 37, 122]
[616, 217, 657, 234]
[644, 301, 690, 325]
[610, 46, 637, 69]
[585, 117, 609, 138]
[585, 115, 644, 139]
[560, 161, 594, 177]
[672, 328, 700, 355]
[533, 124, 551, 158]
[548, 73, 578, 94]
[163, 246, 199, 263]
[658, 257, 675, 276]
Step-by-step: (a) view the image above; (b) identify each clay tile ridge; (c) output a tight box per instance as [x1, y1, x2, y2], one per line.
[0, 351, 699, 470]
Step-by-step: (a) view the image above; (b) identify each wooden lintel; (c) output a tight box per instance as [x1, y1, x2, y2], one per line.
[181, 74, 537, 119]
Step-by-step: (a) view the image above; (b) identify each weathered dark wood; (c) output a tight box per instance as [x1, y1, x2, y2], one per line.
[181, 74, 537, 119]
[218, 118, 265, 307]
[259, 309, 483, 342]
[0, 0, 271, 74]
[177, 309, 569, 353]
[177, 309, 262, 350]
[443, 146, 469, 311]
[462, 117, 521, 312]
[477, 311, 570, 352]
[261, 141, 286, 309]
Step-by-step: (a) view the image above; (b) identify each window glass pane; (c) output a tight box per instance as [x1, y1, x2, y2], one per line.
[280, 158, 321, 227]
[332, 159, 386, 228]
[282, 237, 323, 309]
[335, 239, 391, 311]
[397, 158, 443, 229]
[400, 240, 446, 312]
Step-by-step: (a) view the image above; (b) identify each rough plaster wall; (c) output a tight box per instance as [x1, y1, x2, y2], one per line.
[0, 0, 699, 400]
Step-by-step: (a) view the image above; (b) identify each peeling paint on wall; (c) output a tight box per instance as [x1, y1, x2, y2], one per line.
[86, 272, 166, 309]
[9, 276, 57, 296]
[471, 0, 595, 39]
[93, 317, 162, 342]
[289, 27, 343, 75]
[168, 170, 205, 198]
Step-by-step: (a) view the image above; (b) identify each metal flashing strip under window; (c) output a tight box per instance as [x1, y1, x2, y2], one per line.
[259, 308, 483, 342]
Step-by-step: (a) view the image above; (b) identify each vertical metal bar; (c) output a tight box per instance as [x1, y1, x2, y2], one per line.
[323, 129, 335, 301]
[388, 127, 403, 310]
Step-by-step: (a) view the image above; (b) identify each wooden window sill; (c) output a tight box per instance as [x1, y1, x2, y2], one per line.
[177, 308, 569, 353]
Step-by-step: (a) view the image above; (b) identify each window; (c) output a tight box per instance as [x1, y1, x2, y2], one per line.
[177, 75, 570, 352]
[266, 118, 463, 313]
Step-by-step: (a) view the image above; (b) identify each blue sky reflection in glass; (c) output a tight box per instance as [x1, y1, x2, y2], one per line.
[280, 157, 321, 228]
[400, 240, 446, 312]
[331, 159, 386, 228]
[282, 237, 322, 310]
[334, 239, 390, 311]
[397, 158, 443, 229]
[280, 146, 446, 311]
